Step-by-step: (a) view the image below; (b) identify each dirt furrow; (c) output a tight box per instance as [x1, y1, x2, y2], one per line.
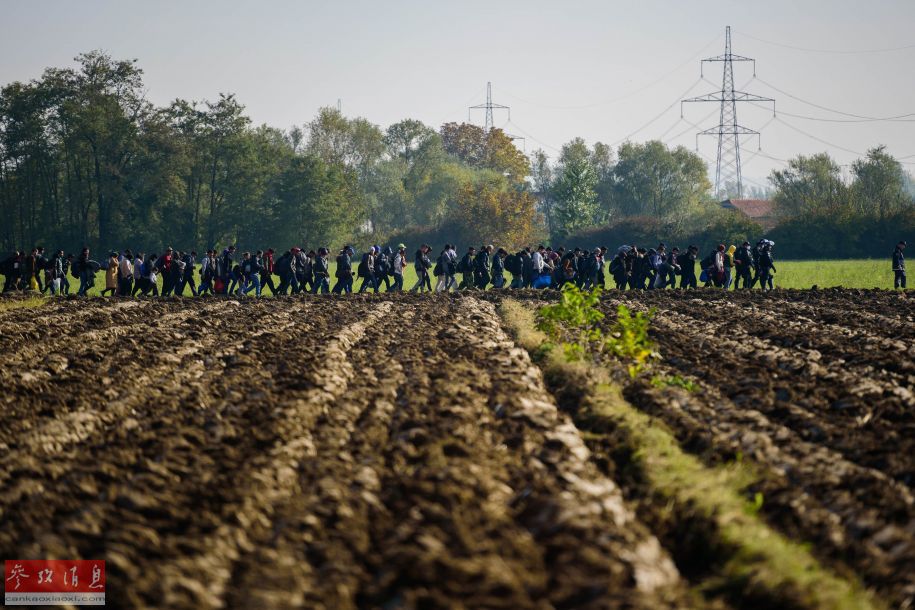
[608, 298, 915, 489]
[133, 301, 392, 609]
[357, 296, 685, 609]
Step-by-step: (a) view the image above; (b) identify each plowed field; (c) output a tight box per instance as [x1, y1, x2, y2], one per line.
[1, 289, 912, 609]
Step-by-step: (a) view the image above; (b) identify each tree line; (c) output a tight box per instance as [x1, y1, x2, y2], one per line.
[2, 51, 912, 258]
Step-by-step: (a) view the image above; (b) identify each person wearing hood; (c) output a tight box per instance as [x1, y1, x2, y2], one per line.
[893, 240, 906, 289]
[724, 244, 736, 290]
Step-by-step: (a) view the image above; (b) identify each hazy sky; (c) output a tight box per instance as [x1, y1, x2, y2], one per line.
[3, 0, 915, 188]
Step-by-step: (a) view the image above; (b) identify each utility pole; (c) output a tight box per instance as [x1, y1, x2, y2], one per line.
[468, 82, 525, 149]
[469, 81, 510, 130]
[682, 26, 775, 199]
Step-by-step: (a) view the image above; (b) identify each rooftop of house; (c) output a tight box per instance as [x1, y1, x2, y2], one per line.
[721, 198, 775, 219]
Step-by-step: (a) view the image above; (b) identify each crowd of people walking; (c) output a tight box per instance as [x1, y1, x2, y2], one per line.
[0, 239, 906, 296]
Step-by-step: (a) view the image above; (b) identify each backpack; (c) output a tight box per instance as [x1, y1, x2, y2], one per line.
[357, 255, 369, 278]
[457, 256, 469, 273]
[700, 253, 714, 270]
[71, 262, 81, 279]
[505, 254, 521, 275]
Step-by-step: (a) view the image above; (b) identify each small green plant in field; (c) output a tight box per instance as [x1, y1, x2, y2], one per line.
[606, 304, 656, 378]
[536, 284, 605, 362]
[536, 285, 657, 376]
[650, 374, 699, 392]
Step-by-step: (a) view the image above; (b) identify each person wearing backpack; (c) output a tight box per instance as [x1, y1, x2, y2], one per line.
[332, 246, 354, 294]
[432, 246, 447, 292]
[410, 244, 433, 292]
[132, 251, 147, 296]
[732, 242, 752, 290]
[503, 250, 521, 288]
[312, 247, 330, 294]
[375, 247, 391, 292]
[358, 247, 378, 293]
[758, 241, 777, 291]
[457, 246, 475, 290]
[241, 251, 263, 296]
[473, 245, 492, 289]
[609, 249, 628, 290]
[389, 244, 406, 292]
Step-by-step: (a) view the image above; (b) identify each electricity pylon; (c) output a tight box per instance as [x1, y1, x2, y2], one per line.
[682, 26, 775, 198]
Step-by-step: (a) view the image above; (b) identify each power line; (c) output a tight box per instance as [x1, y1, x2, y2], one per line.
[775, 116, 865, 157]
[609, 78, 704, 147]
[492, 32, 723, 111]
[734, 30, 915, 55]
[503, 119, 562, 154]
[755, 77, 915, 121]
[747, 100, 915, 123]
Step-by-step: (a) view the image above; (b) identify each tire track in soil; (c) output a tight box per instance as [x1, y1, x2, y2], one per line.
[599, 296, 915, 607]
[356, 296, 685, 609]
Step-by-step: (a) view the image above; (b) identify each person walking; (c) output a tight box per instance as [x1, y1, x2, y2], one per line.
[758, 242, 776, 291]
[332, 246, 354, 294]
[390, 244, 406, 292]
[893, 240, 906, 289]
[458, 246, 475, 290]
[679, 246, 698, 289]
[410, 244, 432, 292]
[100, 251, 119, 296]
[118, 249, 134, 296]
[490, 247, 507, 289]
[312, 247, 330, 294]
[733, 241, 752, 289]
[358, 247, 378, 293]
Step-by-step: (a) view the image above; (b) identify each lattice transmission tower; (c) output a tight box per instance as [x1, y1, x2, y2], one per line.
[682, 26, 775, 198]
[469, 82, 525, 149]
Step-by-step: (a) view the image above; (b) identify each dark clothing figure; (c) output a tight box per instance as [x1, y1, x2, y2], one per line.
[679, 251, 697, 289]
[893, 246, 906, 289]
[473, 250, 490, 289]
[332, 252, 353, 294]
[733, 245, 753, 289]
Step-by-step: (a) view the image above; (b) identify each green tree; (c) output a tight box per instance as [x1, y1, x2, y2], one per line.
[552, 138, 599, 238]
[770, 152, 847, 217]
[850, 145, 912, 220]
[610, 141, 710, 230]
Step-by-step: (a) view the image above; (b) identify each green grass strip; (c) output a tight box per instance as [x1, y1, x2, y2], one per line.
[499, 298, 882, 610]
[0, 295, 48, 312]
